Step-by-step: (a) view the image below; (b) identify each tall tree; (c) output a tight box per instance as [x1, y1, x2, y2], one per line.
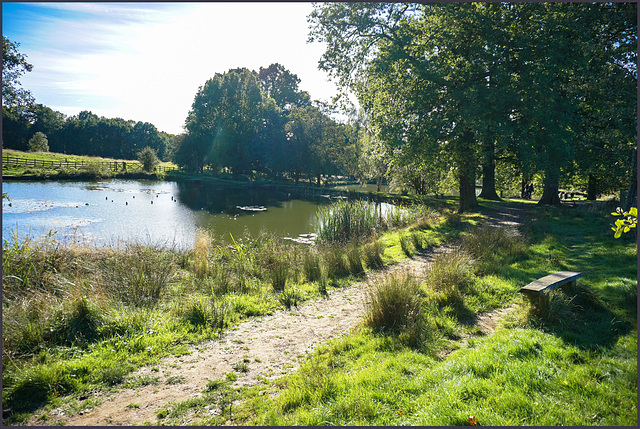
[182, 68, 269, 176]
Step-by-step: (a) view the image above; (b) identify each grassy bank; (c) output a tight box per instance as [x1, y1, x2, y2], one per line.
[2, 199, 636, 425]
[187, 200, 634, 426]
[1, 199, 458, 424]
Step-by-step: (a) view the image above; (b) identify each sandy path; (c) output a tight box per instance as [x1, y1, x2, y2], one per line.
[39, 252, 434, 426]
[34, 203, 526, 426]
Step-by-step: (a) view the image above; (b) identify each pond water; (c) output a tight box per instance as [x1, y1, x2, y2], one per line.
[2, 179, 337, 248]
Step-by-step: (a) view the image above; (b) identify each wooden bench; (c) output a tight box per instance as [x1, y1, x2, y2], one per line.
[519, 271, 582, 307]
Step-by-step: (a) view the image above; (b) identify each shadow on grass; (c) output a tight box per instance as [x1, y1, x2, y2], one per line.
[528, 285, 635, 351]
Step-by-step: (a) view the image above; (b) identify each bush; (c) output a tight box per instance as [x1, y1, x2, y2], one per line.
[138, 146, 160, 172]
[27, 132, 49, 152]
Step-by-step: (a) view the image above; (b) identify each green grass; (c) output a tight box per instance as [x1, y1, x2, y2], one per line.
[2, 149, 175, 179]
[213, 200, 637, 426]
[3, 198, 636, 425]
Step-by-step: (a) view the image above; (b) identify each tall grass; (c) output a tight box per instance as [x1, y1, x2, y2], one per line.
[315, 200, 380, 244]
[101, 242, 176, 306]
[365, 271, 428, 349]
[425, 247, 476, 306]
[316, 199, 438, 244]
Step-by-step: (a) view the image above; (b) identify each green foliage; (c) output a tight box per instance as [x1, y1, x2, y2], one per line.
[137, 146, 160, 172]
[27, 131, 49, 152]
[611, 207, 637, 238]
[2, 36, 34, 109]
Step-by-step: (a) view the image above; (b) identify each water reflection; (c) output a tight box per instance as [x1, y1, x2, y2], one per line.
[2, 179, 334, 248]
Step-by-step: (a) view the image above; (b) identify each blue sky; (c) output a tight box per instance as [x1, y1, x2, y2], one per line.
[2, 2, 341, 134]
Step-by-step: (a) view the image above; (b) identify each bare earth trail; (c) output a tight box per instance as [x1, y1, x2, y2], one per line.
[37, 202, 528, 426]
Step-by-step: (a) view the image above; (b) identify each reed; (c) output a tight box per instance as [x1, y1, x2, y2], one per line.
[315, 200, 380, 244]
[346, 243, 364, 276]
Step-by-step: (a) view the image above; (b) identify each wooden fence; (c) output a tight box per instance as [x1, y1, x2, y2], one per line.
[2, 155, 178, 173]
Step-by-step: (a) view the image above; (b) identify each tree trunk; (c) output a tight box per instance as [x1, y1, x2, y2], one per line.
[623, 149, 637, 210]
[587, 173, 598, 200]
[537, 170, 561, 206]
[456, 130, 479, 213]
[478, 155, 501, 200]
[376, 176, 381, 192]
[459, 174, 478, 213]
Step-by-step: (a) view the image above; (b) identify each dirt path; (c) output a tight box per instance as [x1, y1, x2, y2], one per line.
[34, 202, 527, 426]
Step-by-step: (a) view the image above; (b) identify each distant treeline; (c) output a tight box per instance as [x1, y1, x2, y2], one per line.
[2, 63, 361, 184]
[2, 105, 174, 161]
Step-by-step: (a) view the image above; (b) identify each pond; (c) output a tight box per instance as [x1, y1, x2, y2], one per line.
[2, 179, 340, 248]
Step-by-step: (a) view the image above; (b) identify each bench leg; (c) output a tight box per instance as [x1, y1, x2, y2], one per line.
[524, 292, 549, 315]
[559, 279, 577, 294]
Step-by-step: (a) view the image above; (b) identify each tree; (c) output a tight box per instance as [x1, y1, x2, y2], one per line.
[257, 63, 311, 111]
[309, 3, 517, 212]
[27, 131, 49, 152]
[138, 146, 160, 172]
[2, 36, 34, 110]
[183, 68, 267, 176]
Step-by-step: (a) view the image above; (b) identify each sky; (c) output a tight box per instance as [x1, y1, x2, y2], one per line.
[2, 2, 343, 134]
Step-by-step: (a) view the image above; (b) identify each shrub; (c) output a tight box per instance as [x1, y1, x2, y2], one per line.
[27, 132, 49, 152]
[137, 146, 160, 172]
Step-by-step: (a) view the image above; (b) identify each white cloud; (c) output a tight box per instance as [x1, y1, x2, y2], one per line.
[14, 3, 342, 134]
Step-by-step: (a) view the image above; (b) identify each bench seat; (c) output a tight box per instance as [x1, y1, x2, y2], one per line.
[519, 271, 582, 296]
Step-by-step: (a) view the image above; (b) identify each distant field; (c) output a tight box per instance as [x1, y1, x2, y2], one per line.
[2, 149, 178, 177]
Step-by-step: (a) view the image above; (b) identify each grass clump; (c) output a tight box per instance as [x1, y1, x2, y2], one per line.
[363, 239, 385, 270]
[399, 233, 413, 257]
[346, 243, 364, 276]
[366, 271, 428, 349]
[425, 246, 476, 306]
[101, 243, 176, 306]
